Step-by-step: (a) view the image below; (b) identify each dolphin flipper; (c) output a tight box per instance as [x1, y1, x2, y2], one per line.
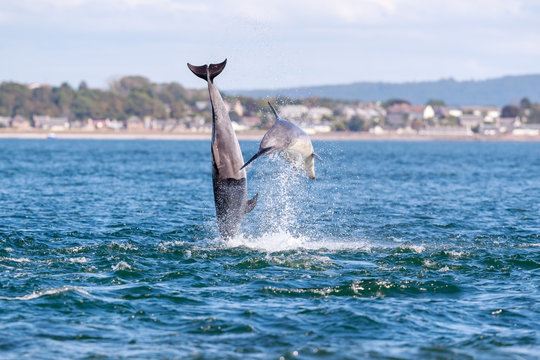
[240, 147, 273, 171]
[245, 194, 258, 214]
[187, 59, 227, 83]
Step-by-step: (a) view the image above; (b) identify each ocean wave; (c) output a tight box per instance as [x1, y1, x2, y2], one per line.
[0, 286, 90, 301]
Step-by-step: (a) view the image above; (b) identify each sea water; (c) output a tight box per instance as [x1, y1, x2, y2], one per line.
[0, 139, 538, 359]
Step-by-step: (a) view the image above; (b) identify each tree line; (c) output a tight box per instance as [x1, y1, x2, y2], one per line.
[0, 77, 209, 121]
[1, 77, 540, 126]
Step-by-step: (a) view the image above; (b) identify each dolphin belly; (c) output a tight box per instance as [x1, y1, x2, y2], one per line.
[213, 176, 247, 239]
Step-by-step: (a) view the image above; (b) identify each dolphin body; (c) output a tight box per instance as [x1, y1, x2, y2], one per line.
[241, 102, 321, 179]
[187, 59, 257, 239]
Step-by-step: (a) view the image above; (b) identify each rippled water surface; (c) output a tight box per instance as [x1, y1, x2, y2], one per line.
[0, 139, 539, 359]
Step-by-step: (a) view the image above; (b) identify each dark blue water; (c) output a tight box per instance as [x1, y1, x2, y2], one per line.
[0, 139, 538, 359]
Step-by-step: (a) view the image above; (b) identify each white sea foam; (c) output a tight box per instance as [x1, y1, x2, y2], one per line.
[0, 257, 31, 263]
[109, 242, 138, 251]
[517, 243, 540, 248]
[69, 257, 89, 263]
[0, 286, 90, 301]
[423, 260, 436, 267]
[157, 240, 185, 251]
[445, 250, 468, 258]
[220, 230, 371, 253]
[64, 246, 87, 253]
[398, 244, 425, 253]
[112, 261, 132, 271]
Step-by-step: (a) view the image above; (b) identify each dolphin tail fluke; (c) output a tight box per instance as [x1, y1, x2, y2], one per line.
[187, 59, 227, 83]
[245, 193, 258, 214]
[267, 102, 280, 120]
[239, 147, 273, 171]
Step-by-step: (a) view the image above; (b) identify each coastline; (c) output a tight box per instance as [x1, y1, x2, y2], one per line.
[0, 130, 539, 142]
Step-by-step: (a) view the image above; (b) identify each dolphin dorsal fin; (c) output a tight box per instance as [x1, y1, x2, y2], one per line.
[267, 102, 280, 120]
[245, 193, 258, 214]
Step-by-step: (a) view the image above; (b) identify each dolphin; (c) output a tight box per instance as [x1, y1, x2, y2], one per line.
[187, 59, 257, 239]
[240, 102, 321, 179]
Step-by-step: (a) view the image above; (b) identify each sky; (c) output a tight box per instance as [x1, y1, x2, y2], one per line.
[0, 0, 539, 90]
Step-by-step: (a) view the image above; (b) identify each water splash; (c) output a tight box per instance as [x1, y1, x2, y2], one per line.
[221, 231, 371, 253]
[251, 154, 306, 236]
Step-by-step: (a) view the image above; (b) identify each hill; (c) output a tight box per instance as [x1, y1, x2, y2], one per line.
[228, 74, 540, 106]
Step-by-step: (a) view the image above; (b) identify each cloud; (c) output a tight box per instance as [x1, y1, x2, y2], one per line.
[1, 0, 538, 88]
[1, 0, 534, 31]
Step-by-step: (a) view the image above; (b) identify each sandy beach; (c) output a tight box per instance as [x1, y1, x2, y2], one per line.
[1, 130, 539, 142]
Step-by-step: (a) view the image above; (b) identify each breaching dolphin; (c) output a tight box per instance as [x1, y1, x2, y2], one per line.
[240, 102, 321, 179]
[187, 59, 257, 239]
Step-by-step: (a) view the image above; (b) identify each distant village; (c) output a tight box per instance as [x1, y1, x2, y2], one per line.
[1, 80, 539, 137]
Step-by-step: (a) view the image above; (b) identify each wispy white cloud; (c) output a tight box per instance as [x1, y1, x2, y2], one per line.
[0, 0, 538, 88]
[3, 0, 532, 27]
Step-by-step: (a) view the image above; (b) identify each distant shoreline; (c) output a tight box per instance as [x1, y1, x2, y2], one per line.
[1, 130, 539, 142]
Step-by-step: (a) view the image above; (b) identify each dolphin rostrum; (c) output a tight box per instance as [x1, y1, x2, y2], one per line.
[240, 102, 321, 179]
[187, 59, 257, 238]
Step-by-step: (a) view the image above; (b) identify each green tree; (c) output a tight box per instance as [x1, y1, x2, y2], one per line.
[501, 105, 519, 118]
[382, 98, 410, 108]
[426, 99, 446, 106]
[520, 97, 531, 109]
[347, 115, 365, 131]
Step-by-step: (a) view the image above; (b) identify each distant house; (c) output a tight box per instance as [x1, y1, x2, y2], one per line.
[448, 108, 463, 118]
[369, 125, 387, 135]
[0, 116, 11, 128]
[144, 116, 153, 129]
[11, 115, 31, 130]
[385, 103, 413, 127]
[307, 107, 333, 122]
[459, 115, 483, 128]
[242, 116, 261, 128]
[232, 121, 248, 131]
[513, 124, 540, 136]
[461, 106, 500, 117]
[386, 113, 407, 127]
[126, 116, 144, 131]
[482, 124, 500, 136]
[171, 121, 187, 132]
[195, 101, 209, 111]
[162, 119, 179, 132]
[82, 119, 96, 130]
[92, 119, 107, 129]
[433, 106, 461, 119]
[408, 105, 426, 121]
[498, 117, 519, 133]
[225, 100, 244, 117]
[304, 123, 332, 134]
[423, 105, 435, 119]
[33, 115, 69, 130]
[279, 105, 309, 120]
[107, 119, 124, 131]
